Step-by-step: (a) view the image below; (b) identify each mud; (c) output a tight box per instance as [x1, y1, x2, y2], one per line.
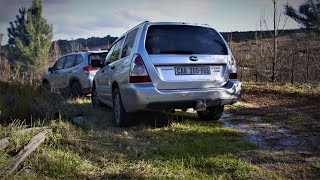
[219, 113, 301, 151]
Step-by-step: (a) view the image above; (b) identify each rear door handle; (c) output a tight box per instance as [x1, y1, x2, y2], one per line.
[111, 66, 115, 70]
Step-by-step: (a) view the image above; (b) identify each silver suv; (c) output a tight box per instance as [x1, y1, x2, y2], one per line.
[42, 50, 108, 96]
[92, 22, 242, 126]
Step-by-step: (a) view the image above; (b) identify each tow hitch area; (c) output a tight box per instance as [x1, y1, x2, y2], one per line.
[196, 100, 207, 111]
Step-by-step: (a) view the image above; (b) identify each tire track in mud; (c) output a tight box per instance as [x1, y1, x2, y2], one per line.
[219, 113, 302, 151]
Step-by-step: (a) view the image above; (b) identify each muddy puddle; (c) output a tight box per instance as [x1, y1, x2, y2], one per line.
[219, 113, 301, 151]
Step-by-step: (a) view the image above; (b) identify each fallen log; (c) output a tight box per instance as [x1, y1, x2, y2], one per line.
[0, 137, 11, 149]
[6, 128, 51, 175]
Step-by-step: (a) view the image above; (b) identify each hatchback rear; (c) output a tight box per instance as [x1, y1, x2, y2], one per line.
[92, 22, 242, 127]
[42, 50, 108, 96]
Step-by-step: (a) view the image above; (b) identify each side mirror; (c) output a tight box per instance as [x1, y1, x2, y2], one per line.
[91, 59, 103, 68]
[48, 67, 54, 72]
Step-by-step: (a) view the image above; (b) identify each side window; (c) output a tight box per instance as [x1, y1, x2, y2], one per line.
[53, 57, 66, 70]
[64, 55, 76, 69]
[75, 54, 84, 66]
[106, 38, 124, 63]
[105, 45, 115, 65]
[121, 28, 138, 58]
[89, 53, 108, 65]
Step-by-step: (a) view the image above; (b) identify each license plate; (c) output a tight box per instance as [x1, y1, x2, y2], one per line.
[174, 66, 211, 75]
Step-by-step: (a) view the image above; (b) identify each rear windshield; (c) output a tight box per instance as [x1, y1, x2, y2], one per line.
[145, 25, 228, 55]
[89, 52, 108, 64]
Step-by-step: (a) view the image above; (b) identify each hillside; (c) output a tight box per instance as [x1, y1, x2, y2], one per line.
[1, 29, 304, 62]
[220, 29, 306, 42]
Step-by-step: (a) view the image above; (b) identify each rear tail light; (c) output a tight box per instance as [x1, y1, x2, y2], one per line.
[130, 54, 151, 83]
[83, 65, 96, 73]
[231, 56, 236, 65]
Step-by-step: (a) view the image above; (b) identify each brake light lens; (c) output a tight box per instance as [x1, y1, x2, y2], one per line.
[130, 54, 151, 83]
[83, 65, 96, 73]
[231, 56, 236, 65]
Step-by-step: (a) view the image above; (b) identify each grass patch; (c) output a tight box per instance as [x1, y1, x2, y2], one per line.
[1, 117, 277, 179]
[243, 81, 320, 96]
[287, 113, 303, 122]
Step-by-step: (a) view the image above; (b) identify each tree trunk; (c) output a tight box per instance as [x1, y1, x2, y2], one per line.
[291, 52, 295, 84]
[272, 0, 278, 82]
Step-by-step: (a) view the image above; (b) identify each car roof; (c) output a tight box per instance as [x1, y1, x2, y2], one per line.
[61, 50, 108, 57]
[144, 21, 210, 28]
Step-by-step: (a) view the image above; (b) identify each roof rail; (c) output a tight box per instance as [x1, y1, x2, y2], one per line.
[72, 49, 89, 53]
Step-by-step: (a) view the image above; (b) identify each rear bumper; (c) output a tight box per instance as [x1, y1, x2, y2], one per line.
[120, 80, 242, 112]
[79, 73, 95, 94]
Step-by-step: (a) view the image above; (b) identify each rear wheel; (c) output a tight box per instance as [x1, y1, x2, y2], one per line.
[197, 105, 224, 121]
[91, 88, 102, 108]
[70, 81, 82, 97]
[113, 88, 127, 127]
[42, 80, 51, 92]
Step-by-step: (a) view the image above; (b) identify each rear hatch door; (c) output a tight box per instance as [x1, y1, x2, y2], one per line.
[145, 25, 230, 90]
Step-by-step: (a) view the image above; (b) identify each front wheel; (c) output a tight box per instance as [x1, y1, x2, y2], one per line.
[42, 81, 51, 92]
[113, 88, 127, 127]
[197, 105, 224, 121]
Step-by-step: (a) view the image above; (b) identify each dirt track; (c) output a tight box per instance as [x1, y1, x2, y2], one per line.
[220, 87, 320, 179]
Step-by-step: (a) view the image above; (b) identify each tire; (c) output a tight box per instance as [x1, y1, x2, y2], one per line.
[70, 81, 82, 97]
[42, 81, 51, 92]
[197, 105, 224, 121]
[91, 88, 102, 108]
[113, 88, 127, 127]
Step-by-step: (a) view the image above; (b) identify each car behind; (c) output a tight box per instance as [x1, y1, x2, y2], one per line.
[42, 50, 108, 96]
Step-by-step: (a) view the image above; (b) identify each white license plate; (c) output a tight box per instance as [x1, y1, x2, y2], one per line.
[174, 66, 211, 75]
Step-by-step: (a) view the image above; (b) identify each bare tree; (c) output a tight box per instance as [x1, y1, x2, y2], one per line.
[0, 33, 3, 62]
[259, 0, 288, 82]
[272, 0, 277, 82]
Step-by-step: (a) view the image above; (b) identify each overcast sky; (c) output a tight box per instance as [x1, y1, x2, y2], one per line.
[0, 0, 304, 45]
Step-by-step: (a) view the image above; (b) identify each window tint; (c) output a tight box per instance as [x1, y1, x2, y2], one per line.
[105, 45, 115, 65]
[89, 52, 108, 64]
[75, 54, 84, 66]
[64, 55, 76, 69]
[146, 25, 228, 55]
[106, 38, 124, 63]
[121, 28, 138, 58]
[53, 57, 66, 70]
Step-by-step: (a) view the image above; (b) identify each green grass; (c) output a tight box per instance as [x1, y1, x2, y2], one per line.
[1, 81, 319, 179]
[1, 107, 277, 179]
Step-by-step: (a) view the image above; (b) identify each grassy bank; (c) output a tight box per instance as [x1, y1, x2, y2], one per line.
[1, 114, 276, 179]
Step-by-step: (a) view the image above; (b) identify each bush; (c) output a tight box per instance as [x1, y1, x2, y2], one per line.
[0, 81, 64, 124]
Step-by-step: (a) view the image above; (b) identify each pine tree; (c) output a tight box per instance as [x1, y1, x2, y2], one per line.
[7, 0, 52, 75]
[285, 0, 320, 30]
